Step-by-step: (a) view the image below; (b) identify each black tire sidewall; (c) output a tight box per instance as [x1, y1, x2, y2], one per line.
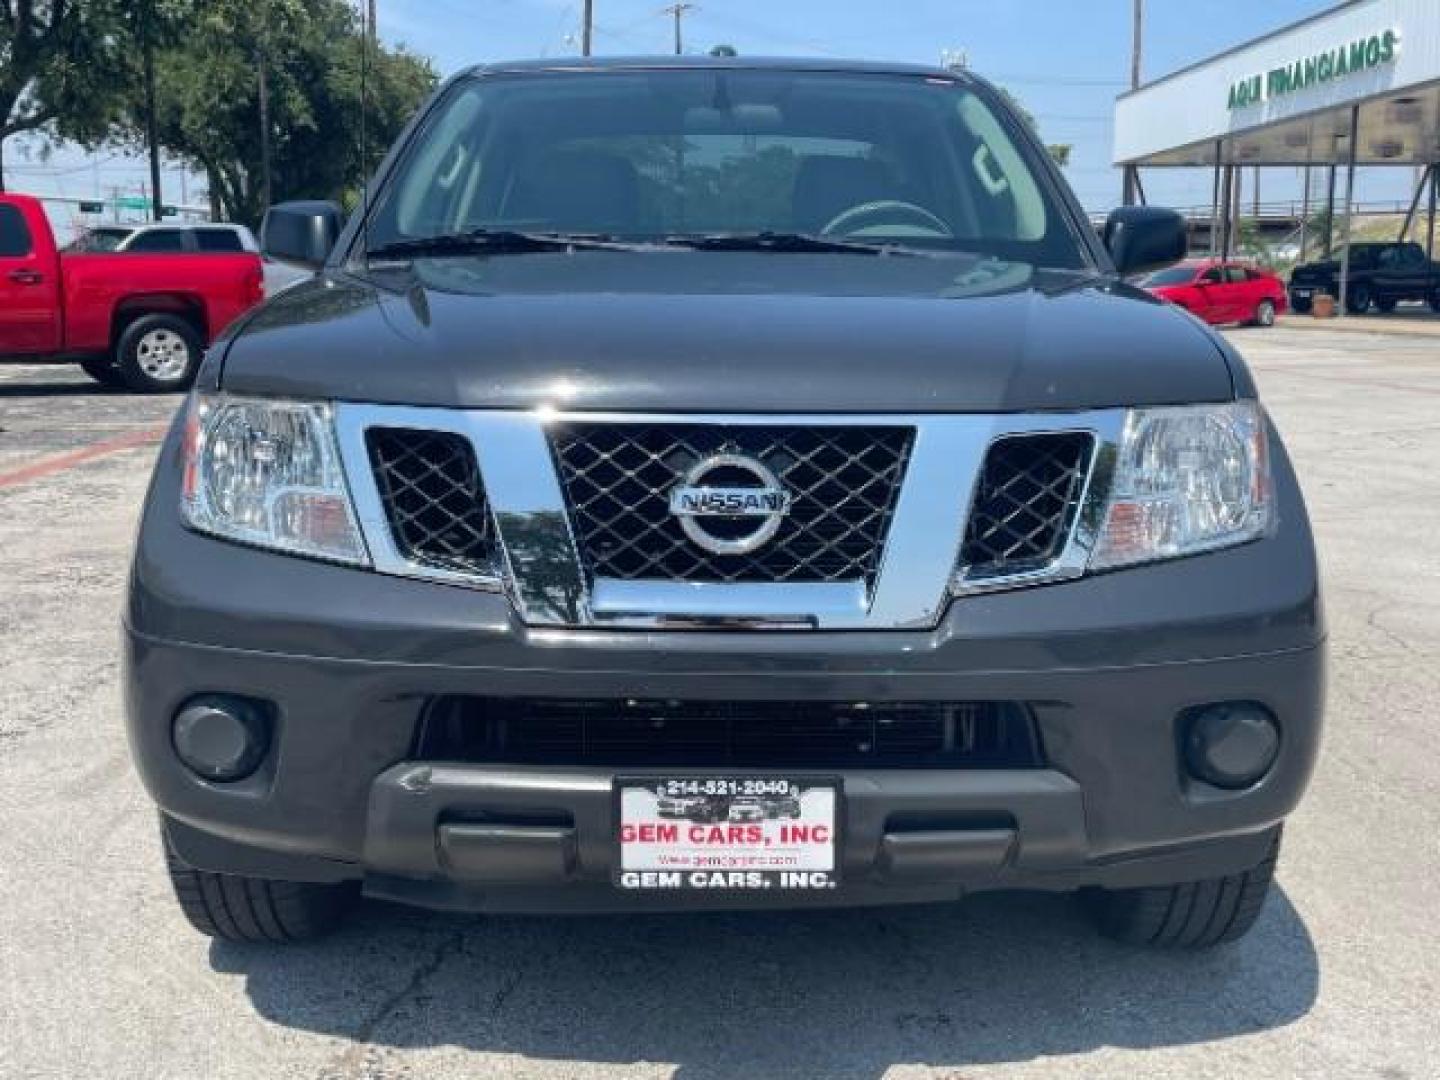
[116, 314, 203, 393]
[1346, 284, 1372, 314]
[1290, 296, 1312, 314]
[78, 357, 128, 389]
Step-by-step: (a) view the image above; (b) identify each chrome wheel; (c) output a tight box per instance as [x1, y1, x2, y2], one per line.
[1255, 300, 1276, 327]
[135, 328, 192, 382]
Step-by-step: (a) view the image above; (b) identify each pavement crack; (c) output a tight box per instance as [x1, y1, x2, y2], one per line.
[317, 926, 467, 1080]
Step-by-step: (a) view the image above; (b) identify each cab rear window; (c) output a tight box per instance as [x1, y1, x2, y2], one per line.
[0, 205, 33, 257]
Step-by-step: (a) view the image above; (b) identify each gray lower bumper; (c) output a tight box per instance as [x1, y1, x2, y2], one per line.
[350, 764, 1281, 913]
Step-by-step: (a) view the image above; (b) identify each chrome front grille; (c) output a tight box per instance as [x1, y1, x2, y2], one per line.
[335, 406, 1125, 630]
[960, 432, 1095, 580]
[549, 423, 914, 587]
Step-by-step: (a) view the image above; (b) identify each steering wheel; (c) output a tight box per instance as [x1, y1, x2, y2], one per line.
[821, 200, 952, 238]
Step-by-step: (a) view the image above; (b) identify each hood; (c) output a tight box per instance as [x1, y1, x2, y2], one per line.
[1291, 260, 1337, 279]
[219, 252, 1236, 413]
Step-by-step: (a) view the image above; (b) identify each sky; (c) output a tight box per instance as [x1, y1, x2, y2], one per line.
[6, 0, 1423, 221]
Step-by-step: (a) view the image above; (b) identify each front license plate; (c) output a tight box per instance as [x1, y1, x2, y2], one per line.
[616, 778, 839, 892]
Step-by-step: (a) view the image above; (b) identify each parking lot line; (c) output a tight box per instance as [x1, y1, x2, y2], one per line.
[0, 425, 168, 490]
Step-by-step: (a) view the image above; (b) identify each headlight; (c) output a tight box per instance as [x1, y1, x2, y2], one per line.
[1091, 400, 1272, 570]
[180, 393, 369, 565]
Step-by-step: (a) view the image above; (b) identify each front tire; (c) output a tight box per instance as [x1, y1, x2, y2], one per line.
[1374, 297, 1397, 313]
[116, 314, 203, 393]
[163, 827, 354, 943]
[1289, 295, 1312, 314]
[1084, 829, 1280, 948]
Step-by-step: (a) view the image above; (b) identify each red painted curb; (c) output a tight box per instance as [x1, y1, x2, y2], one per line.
[0, 425, 167, 490]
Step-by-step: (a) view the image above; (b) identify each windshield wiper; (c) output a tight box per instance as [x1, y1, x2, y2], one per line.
[365, 229, 655, 261]
[662, 231, 930, 257]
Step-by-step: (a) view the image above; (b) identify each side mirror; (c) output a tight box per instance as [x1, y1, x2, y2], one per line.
[1103, 206, 1187, 277]
[260, 201, 344, 270]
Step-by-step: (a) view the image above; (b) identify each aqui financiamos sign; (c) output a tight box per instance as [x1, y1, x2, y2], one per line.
[1227, 28, 1400, 109]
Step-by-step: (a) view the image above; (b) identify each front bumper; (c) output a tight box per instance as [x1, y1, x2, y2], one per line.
[125, 420, 1325, 912]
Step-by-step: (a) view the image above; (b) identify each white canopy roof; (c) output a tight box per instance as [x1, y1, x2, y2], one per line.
[1115, 0, 1440, 167]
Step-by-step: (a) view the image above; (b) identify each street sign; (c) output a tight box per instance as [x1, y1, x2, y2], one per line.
[78, 201, 105, 214]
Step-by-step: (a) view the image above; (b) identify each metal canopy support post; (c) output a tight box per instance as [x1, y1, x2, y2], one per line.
[1219, 165, 1235, 258]
[1337, 105, 1360, 318]
[1299, 166, 1312, 265]
[1428, 166, 1439, 267]
[1209, 141, 1223, 255]
[1399, 165, 1432, 241]
[1324, 164, 1337, 256]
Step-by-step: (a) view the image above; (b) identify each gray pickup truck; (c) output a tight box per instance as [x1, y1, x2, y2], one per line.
[125, 58, 1323, 950]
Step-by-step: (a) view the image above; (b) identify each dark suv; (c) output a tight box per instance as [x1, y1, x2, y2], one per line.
[126, 59, 1323, 949]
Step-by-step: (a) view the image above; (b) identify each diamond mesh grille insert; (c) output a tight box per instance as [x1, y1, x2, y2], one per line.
[366, 427, 498, 576]
[549, 424, 914, 585]
[960, 432, 1094, 579]
[418, 698, 1046, 769]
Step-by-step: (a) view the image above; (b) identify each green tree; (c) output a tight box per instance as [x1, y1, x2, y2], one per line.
[0, 1, 132, 190]
[122, 0, 436, 226]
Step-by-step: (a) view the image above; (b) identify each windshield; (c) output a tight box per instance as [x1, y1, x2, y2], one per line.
[1143, 266, 1197, 286]
[365, 69, 1088, 268]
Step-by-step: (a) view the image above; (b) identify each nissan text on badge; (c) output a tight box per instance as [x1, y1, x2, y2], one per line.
[125, 57, 1324, 950]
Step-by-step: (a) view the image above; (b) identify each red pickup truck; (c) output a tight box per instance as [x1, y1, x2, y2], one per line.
[0, 193, 264, 391]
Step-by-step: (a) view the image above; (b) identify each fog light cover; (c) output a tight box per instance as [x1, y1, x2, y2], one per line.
[1183, 702, 1280, 790]
[172, 695, 271, 783]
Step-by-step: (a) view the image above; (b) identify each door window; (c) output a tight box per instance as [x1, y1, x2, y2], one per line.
[1199, 267, 1223, 284]
[0, 205, 33, 257]
[125, 229, 187, 252]
[195, 229, 245, 252]
[1224, 266, 1249, 284]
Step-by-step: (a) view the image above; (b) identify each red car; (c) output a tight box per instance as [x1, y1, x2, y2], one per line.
[1142, 259, 1287, 328]
[0, 193, 264, 391]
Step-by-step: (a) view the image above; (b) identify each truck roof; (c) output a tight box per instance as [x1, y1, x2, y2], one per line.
[460, 55, 968, 81]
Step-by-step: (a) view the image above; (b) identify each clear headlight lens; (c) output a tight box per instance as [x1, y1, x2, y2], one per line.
[180, 393, 368, 565]
[1091, 400, 1272, 570]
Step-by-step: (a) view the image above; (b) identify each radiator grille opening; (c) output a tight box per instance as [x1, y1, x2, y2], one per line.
[366, 427, 499, 577]
[416, 698, 1045, 770]
[960, 431, 1094, 580]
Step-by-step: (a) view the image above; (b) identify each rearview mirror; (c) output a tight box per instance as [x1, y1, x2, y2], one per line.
[1102, 206, 1187, 278]
[260, 201, 344, 270]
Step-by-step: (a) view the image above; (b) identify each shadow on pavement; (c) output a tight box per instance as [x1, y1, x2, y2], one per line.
[0, 380, 125, 398]
[213, 887, 1318, 1076]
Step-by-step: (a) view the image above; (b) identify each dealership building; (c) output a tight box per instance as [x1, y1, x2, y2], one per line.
[1114, 0, 1440, 312]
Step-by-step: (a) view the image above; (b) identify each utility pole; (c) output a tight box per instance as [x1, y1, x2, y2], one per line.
[582, 0, 594, 56]
[256, 4, 273, 215]
[1121, 0, 1143, 205]
[368, 0, 377, 45]
[140, 0, 164, 221]
[663, 4, 696, 56]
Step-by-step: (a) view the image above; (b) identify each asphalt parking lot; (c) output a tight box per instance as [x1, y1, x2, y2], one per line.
[1, 327, 1437, 1079]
